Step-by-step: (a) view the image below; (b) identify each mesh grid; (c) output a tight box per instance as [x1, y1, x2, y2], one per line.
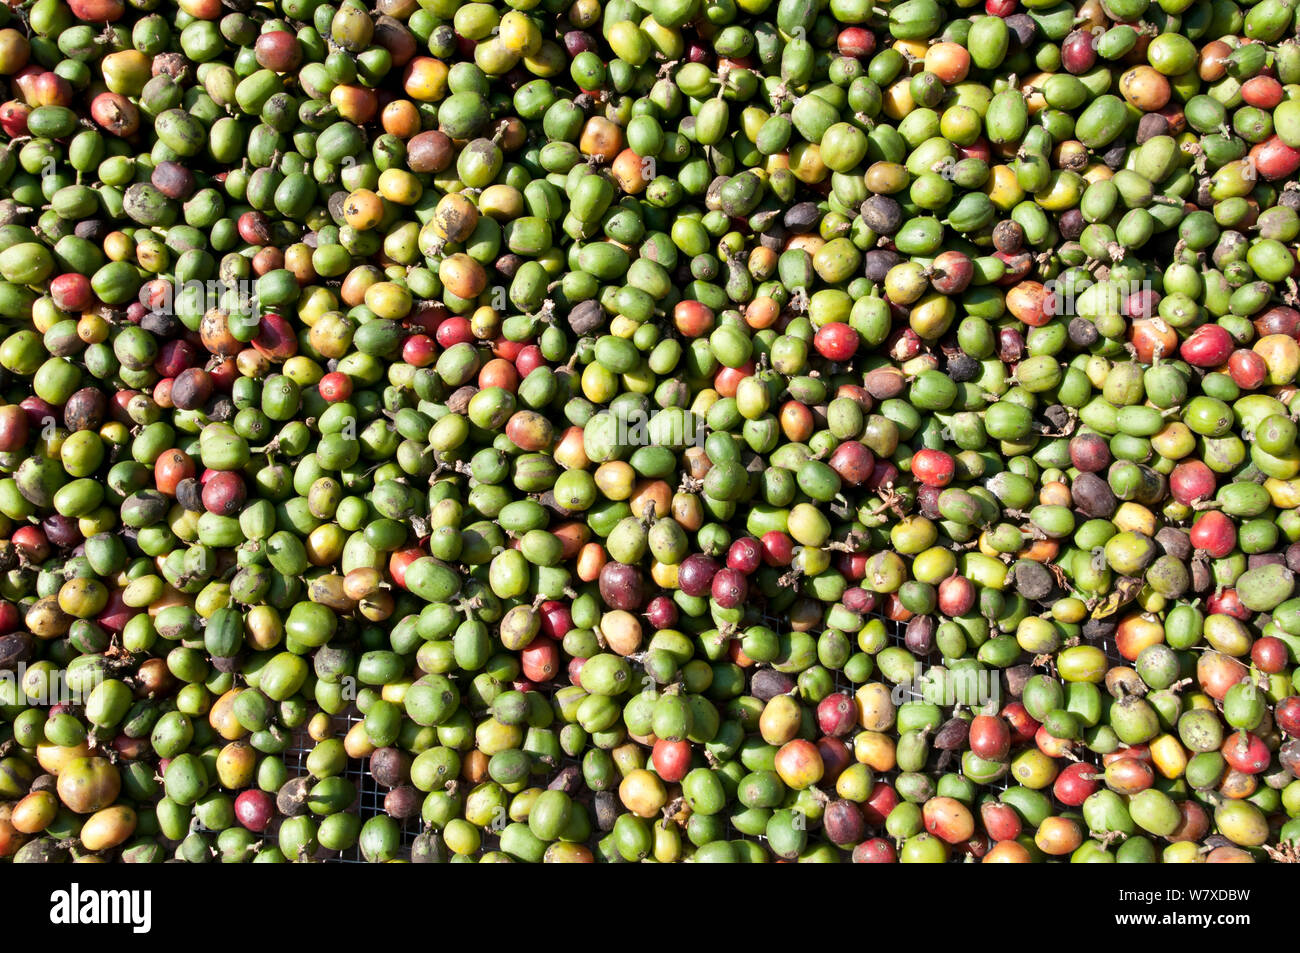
[280, 601, 1130, 862]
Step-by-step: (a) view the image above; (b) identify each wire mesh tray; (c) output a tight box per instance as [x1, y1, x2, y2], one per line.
[279, 602, 1129, 862]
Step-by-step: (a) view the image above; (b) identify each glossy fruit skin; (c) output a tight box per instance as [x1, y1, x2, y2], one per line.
[1052, 762, 1098, 807]
[1251, 636, 1287, 673]
[817, 693, 857, 737]
[813, 323, 859, 362]
[235, 790, 274, 832]
[1170, 461, 1216, 505]
[1276, 697, 1300, 737]
[911, 450, 955, 488]
[651, 739, 690, 783]
[727, 536, 761, 574]
[852, 838, 896, 863]
[1190, 511, 1236, 558]
[677, 554, 719, 597]
[969, 715, 1011, 761]
[1180, 325, 1234, 367]
[711, 567, 747, 608]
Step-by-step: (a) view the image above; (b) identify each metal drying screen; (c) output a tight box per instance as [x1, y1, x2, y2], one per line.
[273, 605, 1128, 863]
